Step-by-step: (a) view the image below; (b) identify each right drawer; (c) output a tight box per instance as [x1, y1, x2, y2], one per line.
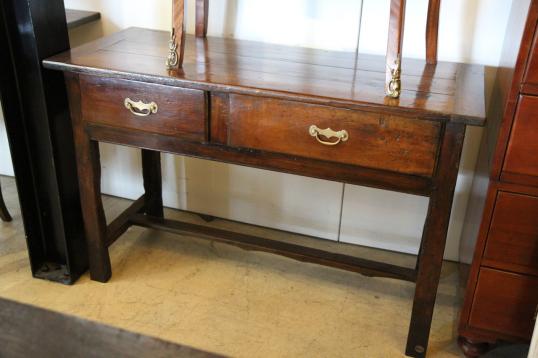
[469, 268, 538, 339]
[502, 95, 538, 185]
[483, 191, 538, 275]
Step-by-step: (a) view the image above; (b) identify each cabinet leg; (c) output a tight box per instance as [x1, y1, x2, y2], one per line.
[0, 182, 12, 222]
[458, 336, 490, 358]
[405, 123, 466, 357]
[141, 149, 164, 218]
[67, 74, 110, 283]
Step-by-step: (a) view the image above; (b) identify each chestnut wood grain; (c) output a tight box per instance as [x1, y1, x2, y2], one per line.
[483, 191, 538, 276]
[226, 94, 440, 177]
[43, 28, 486, 126]
[469, 268, 538, 340]
[47, 21, 486, 358]
[195, 0, 208, 38]
[80, 75, 207, 141]
[171, 0, 185, 68]
[502, 95, 538, 185]
[425, 0, 441, 64]
[458, 1, 538, 354]
[386, 0, 406, 91]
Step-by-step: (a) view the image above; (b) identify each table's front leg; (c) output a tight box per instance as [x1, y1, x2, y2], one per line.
[66, 74, 111, 282]
[406, 122, 466, 357]
[141, 149, 164, 218]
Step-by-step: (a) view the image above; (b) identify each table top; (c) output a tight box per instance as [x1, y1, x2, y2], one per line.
[44, 27, 486, 126]
[65, 9, 101, 30]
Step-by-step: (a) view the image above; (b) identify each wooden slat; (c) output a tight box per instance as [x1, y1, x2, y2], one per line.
[425, 0, 441, 64]
[106, 195, 146, 247]
[129, 214, 417, 282]
[171, 0, 185, 68]
[386, 0, 406, 94]
[195, 0, 208, 38]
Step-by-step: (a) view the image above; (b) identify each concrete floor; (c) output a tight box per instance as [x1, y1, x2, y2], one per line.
[0, 176, 464, 357]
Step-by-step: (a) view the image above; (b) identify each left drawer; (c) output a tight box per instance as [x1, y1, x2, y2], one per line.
[80, 76, 207, 142]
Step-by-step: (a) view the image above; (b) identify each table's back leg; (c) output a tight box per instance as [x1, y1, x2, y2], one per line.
[66, 73, 111, 283]
[406, 122, 466, 357]
[0, 182, 12, 222]
[141, 149, 164, 218]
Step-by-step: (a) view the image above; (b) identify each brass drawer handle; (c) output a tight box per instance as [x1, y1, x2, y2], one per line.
[124, 98, 158, 117]
[309, 125, 349, 146]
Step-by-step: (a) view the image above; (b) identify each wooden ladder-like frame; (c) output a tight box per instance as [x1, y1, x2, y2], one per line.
[168, 0, 441, 98]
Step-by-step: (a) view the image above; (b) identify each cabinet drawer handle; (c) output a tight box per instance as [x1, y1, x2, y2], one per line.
[309, 125, 349, 146]
[124, 98, 158, 117]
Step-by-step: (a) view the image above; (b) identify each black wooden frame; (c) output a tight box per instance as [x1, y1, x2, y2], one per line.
[0, 0, 88, 284]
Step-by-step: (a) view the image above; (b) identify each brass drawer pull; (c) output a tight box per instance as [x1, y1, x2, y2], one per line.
[124, 98, 158, 117]
[309, 125, 349, 146]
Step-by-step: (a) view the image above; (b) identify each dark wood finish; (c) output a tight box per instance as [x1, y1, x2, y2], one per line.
[0, 182, 12, 222]
[66, 73, 111, 283]
[0, 297, 221, 357]
[87, 122, 433, 197]
[469, 268, 538, 339]
[483, 191, 538, 276]
[386, 0, 406, 89]
[406, 122, 466, 357]
[425, 0, 441, 64]
[458, 0, 538, 354]
[80, 76, 207, 141]
[129, 214, 417, 282]
[1, 0, 88, 284]
[226, 94, 440, 177]
[171, 0, 185, 68]
[106, 195, 146, 247]
[502, 95, 538, 185]
[142, 151, 164, 218]
[195, 0, 208, 38]
[457, 337, 490, 358]
[523, 27, 538, 86]
[65, 9, 100, 29]
[43, 28, 486, 126]
[48, 24, 485, 357]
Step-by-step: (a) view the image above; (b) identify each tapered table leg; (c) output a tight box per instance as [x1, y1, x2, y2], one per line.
[66, 73, 111, 282]
[406, 122, 466, 357]
[141, 149, 164, 218]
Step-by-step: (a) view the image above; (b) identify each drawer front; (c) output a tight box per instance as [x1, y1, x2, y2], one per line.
[80, 76, 207, 141]
[483, 191, 538, 275]
[502, 95, 538, 184]
[469, 268, 538, 339]
[524, 34, 538, 87]
[226, 95, 441, 177]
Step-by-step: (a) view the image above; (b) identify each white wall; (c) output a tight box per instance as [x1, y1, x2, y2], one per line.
[0, 0, 513, 261]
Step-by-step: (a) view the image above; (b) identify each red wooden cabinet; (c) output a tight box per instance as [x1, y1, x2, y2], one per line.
[459, 0, 538, 356]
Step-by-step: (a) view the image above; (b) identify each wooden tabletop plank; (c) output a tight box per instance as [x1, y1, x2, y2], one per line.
[65, 9, 100, 29]
[44, 27, 486, 125]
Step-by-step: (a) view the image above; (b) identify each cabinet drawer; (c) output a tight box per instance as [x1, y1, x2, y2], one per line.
[502, 95, 538, 185]
[226, 95, 441, 177]
[523, 33, 538, 87]
[80, 76, 207, 141]
[469, 268, 538, 339]
[483, 191, 538, 275]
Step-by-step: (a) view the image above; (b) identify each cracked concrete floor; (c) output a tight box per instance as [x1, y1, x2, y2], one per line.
[0, 176, 464, 357]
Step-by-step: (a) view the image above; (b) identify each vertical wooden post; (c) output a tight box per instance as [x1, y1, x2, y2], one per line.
[167, 0, 186, 69]
[141, 150, 164, 218]
[195, 0, 208, 38]
[426, 0, 441, 64]
[386, 0, 406, 98]
[406, 122, 466, 357]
